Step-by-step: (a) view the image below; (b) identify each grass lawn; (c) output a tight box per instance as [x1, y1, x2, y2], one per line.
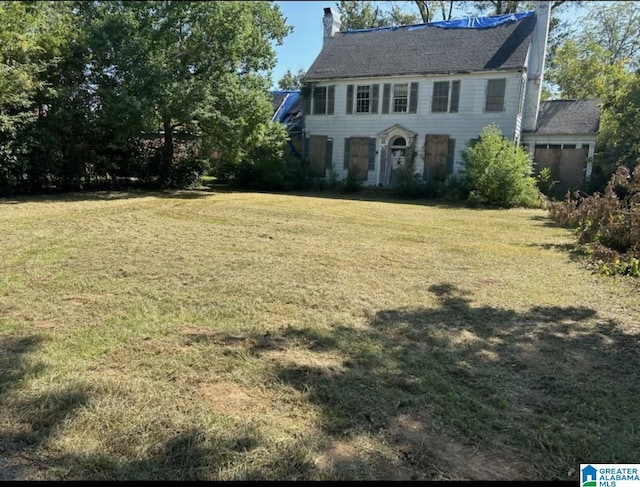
[1, 189, 638, 480]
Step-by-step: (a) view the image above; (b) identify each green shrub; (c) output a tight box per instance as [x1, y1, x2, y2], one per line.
[461, 124, 540, 208]
[392, 149, 427, 199]
[342, 168, 362, 193]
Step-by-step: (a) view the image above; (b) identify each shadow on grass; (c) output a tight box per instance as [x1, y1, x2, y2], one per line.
[0, 335, 269, 480]
[0, 188, 216, 206]
[205, 283, 639, 480]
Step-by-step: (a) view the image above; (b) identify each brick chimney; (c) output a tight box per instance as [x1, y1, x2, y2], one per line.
[522, 1, 551, 132]
[323, 7, 341, 44]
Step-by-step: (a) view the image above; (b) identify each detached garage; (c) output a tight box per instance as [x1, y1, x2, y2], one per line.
[522, 99, 600, 196]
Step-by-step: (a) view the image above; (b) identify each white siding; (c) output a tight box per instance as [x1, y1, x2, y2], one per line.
[304, 71, 525, 185]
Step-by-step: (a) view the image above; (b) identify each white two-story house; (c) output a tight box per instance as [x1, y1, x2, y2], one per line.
[301, 2, 599, 190]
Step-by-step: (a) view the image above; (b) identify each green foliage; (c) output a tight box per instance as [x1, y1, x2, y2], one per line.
[391, 144, 426, 198]
[336, 0, 420, 30]
[536, 166, 559, 196]
[0, 1, 291, 195]
[549, 164, 640, 277]
[461, 125, 540, 208]
[278, 68, 305, 90]
[342, 168, 362, 193]
[546, 1, 640, 193]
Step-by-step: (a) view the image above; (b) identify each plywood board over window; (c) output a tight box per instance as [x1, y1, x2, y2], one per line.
[308, 135, 327, 177]
[348, 137, 370, 180]
[424, 134, 449, 182]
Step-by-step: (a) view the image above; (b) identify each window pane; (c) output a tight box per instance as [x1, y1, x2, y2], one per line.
[356, 85, 370, 113]
[393, 84, 408, 113]
[313, 86, 327, 114]
[432, 81, 449, 112]
[485, 78, 506, 112]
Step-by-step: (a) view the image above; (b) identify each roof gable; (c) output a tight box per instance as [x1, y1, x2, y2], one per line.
[304, 12, 536, 81]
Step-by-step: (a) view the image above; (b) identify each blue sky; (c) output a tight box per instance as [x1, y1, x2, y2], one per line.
[270, 0, 590, 90]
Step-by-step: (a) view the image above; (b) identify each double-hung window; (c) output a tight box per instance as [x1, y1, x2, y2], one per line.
[485, 78, 506, 112]
[381, 82, 419, 114]
[311, 86, 335, 115]
[393, 84, 409, 113]
[431, 80, 460, 113]
[356, 85, 371, 113]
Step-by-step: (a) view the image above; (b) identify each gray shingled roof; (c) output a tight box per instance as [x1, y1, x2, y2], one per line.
[528, 100, 600, 135]
[304, 14, 536, 80]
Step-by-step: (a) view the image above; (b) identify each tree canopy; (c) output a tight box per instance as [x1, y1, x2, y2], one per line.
[0, 0, 291, 194]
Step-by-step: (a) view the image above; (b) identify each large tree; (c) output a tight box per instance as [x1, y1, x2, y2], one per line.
[0, 1, 74, 192]
[278, 68, 306, 90]
[83, 1, 291, 186]
[546, 1, 640, 191]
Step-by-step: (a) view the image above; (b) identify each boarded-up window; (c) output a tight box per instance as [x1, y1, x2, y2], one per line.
[327, 86, 335, 115]
[308, 135, 328, 177]
[424, 134, 449, 182]
[382, 84, 391, 114]
[409, 82, 419, 113]
[346, 85, 354, 114]
[485, 78, 506, 112]
[348, 137, 370, 180]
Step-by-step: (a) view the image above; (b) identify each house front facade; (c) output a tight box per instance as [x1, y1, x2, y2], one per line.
[301, 2, 597, 189]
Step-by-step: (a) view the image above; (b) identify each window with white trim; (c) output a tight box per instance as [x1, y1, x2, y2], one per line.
[356, 85, 371, 113]
[431, 80, 460, 113]
[313, 86, 327, 114]
[393, 84, 409, 113]
[485, 78, 506, 112]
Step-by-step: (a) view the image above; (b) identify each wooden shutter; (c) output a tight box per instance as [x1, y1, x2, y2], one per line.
[409, 82, 419, 113]
[371, 84, 379, 114]
[327, 85, 335, 115]
[346, 85, 354, 114]
[308, 135, 327, 177]
[303, 95, 311, 117]
[450, 81, 460, 113]
[344, 137, 350, 170]
[325, 138, 333, 170]
[368, 138, 376, 171]
[447, 139, 456, 174]
[382, 84, 391, 114]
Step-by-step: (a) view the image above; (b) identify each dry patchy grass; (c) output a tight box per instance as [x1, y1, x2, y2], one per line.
[0, 189, 639, 480]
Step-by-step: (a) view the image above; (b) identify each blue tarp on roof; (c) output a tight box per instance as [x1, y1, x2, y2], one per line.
[343, 10, 534, 34]
[271, 90, 303, 157]
[272, 90, 301, 123]
[430, 11, 533, 29]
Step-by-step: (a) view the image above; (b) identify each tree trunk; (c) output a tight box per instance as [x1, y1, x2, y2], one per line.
[161, 117, 173, 186]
